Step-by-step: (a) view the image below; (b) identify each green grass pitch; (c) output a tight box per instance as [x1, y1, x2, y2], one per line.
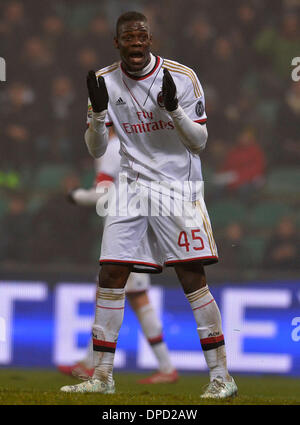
[0, 369, 299, 405]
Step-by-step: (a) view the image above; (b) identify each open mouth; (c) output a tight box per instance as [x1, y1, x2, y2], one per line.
[129, 52, 144, 59]
[124, 50, 147, 70]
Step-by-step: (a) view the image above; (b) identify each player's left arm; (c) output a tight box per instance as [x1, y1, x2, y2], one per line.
[162, 68, 207, 154]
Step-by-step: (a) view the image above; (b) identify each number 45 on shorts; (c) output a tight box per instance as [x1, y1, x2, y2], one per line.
[178, 229, 204, 252]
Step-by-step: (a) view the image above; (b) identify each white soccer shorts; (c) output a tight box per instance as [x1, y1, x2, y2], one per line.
[100, 181, 218, 273]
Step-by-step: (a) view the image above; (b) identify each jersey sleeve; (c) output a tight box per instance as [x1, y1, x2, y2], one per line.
[86, 97, 113, 127]
[178, 71, 207, 125]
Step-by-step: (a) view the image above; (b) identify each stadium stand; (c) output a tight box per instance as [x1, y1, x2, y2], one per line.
[264, 167, 300, 200]
[248, 201, 294, 231]
[208, 200, 247, 229]
[35, 164, 73, 191]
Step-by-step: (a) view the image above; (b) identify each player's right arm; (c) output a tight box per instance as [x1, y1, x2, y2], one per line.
[84, 71, 109, 158]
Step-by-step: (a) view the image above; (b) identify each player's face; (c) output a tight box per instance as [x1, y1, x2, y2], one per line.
[115, 20, 152, 72]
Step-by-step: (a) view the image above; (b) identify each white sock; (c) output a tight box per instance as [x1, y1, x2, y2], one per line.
[92, 287, 125, 384]
[136, 304, 174, 373]
[185, 285, 230, 382]
[81, 337, 94, 369]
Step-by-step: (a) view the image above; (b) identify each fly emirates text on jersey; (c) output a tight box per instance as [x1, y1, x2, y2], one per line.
[122, 110, 175, 134]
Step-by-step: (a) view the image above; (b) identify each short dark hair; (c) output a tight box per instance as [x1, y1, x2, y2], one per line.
[116, 11, 148, 37]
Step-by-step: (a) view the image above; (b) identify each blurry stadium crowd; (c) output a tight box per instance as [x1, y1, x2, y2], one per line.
[0, 0, 300, 277]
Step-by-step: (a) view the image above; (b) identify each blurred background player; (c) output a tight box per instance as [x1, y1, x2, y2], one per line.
[57, 127, 178, 384]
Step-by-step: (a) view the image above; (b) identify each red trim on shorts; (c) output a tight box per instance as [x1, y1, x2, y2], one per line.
[194, 118, 207, 124]
[100, 259, 163, 270]
[165, 255, 218, 265]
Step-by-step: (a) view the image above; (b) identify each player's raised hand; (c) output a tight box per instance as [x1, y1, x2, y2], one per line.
[87, 70, 109, 113]
[162, 68, 178, 111]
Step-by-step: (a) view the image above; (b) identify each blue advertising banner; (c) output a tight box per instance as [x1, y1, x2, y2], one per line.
[0, 280, 299, 375]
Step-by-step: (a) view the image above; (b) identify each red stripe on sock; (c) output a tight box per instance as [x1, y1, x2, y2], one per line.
[192, 298, 215, 311]
[92, 339, 117, 348]
[148, 335, 163, 345]
[200, 334, 224, 345]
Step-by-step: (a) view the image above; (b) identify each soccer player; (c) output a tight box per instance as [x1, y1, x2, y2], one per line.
[61, 11, 237, 399]
[58, 128, 178, 384]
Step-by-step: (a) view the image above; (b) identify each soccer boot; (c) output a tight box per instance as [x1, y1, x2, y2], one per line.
[138, 369, 179, 384]
[200, 376, 237, 399]
[60, 378, 115, 394]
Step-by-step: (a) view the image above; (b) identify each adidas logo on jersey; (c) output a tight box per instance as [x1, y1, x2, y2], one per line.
[115, 97, 126, 105]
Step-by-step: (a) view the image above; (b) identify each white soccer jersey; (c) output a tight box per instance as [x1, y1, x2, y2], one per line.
[87, 56, 207, 201]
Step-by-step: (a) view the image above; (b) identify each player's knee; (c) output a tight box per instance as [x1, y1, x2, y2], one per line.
[174, 261, 207, 294]
[99, 264, 131, 288]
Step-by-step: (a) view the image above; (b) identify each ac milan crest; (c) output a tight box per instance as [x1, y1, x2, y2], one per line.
[157, 91, 165, 108]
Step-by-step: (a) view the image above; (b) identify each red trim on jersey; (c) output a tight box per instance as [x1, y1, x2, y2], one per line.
[194, 118, 207, 124]
[92, 339, 117, 348]
[121, 56, 161, 81]
[200, 335, 224, 345]
[165, 255, 218, 265]
[95, 173, 114, 184]
[86, 122, 112, 127]
[100, 259, 163, 270]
